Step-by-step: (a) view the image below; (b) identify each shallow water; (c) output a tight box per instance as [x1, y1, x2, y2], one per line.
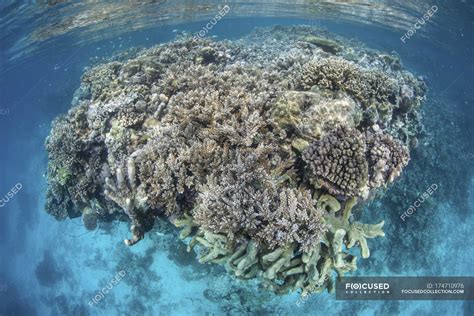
[0, 1, 473, 316]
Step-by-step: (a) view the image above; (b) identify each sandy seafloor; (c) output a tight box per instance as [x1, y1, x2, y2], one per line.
[0, 18, 473, 316]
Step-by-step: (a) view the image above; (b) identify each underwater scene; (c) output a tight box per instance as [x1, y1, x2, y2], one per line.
[0, 1, 473, 315]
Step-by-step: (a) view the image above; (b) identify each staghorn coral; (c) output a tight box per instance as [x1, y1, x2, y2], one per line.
[255, 188, 326, 252]
[194, 162, 326, 252]
[44, 26, 425, 296]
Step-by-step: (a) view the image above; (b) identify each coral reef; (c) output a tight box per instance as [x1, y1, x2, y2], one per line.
[44, 26, 425, 296]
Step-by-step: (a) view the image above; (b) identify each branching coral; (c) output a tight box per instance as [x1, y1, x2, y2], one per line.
[300, 57, 399, 107]
[44, 26, 425, 297]
[299, 57, 426, 129]
[194, 163, 326, 252]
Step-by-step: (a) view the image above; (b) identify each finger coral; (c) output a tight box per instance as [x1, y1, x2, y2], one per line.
[44, 25, 425, 296]
[303, 126, 410, 198]
[303, 126, 369, 197]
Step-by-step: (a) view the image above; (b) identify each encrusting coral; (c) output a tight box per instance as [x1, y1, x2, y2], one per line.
[44, 26, 425, 296]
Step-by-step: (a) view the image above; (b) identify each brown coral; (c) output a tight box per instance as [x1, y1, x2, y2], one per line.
[194, 160, 326, 252]
[366, 132, 410, 188]
[302, 126, 369, 197]
[299, 57, 399, 107]
[298, 56, 428, 131]
[303, 126, 410, 198]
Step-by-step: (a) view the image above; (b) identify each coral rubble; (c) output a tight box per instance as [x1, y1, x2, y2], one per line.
[44, 26, 425, 296]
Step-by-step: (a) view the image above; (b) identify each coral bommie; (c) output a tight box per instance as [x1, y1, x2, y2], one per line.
[45, 26, 425, 295]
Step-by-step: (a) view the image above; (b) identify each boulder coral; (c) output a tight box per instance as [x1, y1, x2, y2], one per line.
[44, 26, 425, 296]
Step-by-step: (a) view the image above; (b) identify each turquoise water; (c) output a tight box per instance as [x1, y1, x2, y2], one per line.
[0, 1, 473, 315]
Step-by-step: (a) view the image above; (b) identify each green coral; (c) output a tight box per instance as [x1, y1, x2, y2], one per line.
[316, 194, 341, 214]
[192, 229, 233, 265]
[174, 213, 199, 240]
[324, 197, 385, 259]
[347, 221, 385, 258]
[175, 193, 384, 296]
[301, 35, 342, 54]
[54, 166, 72, 186]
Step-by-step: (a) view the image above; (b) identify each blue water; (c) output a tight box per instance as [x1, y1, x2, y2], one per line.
[0, 3, 473, 316]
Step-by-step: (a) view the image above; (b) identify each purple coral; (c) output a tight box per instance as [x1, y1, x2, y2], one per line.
[303, 126, 409, 198]
[302, 126, 369, 197]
